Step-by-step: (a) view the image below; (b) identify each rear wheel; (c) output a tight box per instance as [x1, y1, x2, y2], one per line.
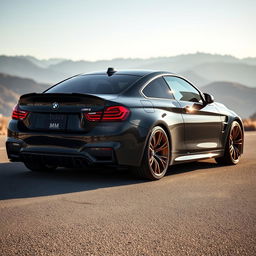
[24, 160, 57, 172]
[215, 121, 243, 165]
[133, 126, 170, 180]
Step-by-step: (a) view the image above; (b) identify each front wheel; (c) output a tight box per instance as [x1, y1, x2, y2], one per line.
[133, 126, 170, 180]
[215, 121, 243, 165]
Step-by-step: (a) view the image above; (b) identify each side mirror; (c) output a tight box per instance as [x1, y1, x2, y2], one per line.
[203, 93, 214, 104]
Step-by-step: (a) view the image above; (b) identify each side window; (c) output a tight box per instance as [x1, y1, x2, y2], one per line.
[163, 76, 203, 103]
[142, 77, 174, 99]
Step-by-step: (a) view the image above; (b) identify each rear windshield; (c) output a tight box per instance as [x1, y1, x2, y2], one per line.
[45, 74, 140, 94]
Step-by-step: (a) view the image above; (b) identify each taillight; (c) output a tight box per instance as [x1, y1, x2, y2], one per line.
[12, 105, 29, 120]
[84, 106, 130, 122]
[85, 111, 102, 121]
[102, 106, 130, 121]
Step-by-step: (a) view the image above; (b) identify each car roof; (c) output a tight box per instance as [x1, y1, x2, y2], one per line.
[81, 69, 175, 77]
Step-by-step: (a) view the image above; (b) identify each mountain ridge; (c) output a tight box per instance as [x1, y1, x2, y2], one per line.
[202, 81, 256, 118]
[1, 53, 256, 87]
[0, 73, 49, 116]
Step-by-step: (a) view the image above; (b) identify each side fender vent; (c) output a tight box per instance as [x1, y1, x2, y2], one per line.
[221, 116, 229, 133]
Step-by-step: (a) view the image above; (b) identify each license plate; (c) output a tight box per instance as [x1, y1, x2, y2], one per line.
[31, 113, 67, 131]
[48, 114, 67, 130]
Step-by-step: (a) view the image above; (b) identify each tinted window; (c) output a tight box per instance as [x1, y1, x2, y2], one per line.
[164, 76, 202, 102]
[46, 74, 140, 94]
[142, 77, 174, 99]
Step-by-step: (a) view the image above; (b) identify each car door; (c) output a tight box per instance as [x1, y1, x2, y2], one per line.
[141, 76, 185, 154]
[163, 75, 222, 153]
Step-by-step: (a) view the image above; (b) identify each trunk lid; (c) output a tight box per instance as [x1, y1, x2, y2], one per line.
[19, 93, 112, 132]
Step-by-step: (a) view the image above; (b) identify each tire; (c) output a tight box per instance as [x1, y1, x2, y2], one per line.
[24, 160, 57, 172]
[215, 121, 243, 165]
[133, 126, 170, 180]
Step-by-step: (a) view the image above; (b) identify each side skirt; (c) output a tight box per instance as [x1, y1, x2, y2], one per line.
[170, 150, 223, 165]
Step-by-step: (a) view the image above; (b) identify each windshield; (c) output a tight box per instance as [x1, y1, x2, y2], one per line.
[45, 74, 140, 94]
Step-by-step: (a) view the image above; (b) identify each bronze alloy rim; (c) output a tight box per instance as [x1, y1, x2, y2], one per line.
[148, 129, 170, 176]
[229, 124, 243, 161]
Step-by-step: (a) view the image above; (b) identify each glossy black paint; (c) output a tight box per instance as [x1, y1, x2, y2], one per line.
[6, 70, 244, 169]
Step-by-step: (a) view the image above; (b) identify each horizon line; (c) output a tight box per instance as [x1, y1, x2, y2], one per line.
[0, 51, 255, 62]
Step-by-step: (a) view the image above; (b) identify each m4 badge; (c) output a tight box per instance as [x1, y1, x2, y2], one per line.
[49, 123, 59, 129]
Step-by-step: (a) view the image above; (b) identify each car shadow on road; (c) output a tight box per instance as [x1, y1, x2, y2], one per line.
[0, 160, 218, 200]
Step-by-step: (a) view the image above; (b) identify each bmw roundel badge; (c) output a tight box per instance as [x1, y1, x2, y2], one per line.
[52, 102, 59, 110]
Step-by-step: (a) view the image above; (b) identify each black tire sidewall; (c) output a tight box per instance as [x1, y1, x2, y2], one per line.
[143, 126, 170, 180]
[226, 121, 242, 165]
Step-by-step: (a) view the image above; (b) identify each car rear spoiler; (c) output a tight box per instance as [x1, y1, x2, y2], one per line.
[19, 93, 106, 105]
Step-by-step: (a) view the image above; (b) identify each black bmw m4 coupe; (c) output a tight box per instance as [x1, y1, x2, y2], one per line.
[6, 68, 244, 180]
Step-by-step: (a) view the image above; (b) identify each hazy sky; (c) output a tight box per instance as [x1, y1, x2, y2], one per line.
[1, 0, 256, 60]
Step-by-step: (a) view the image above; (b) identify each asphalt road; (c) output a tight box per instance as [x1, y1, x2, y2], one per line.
[0, 133, 255, 256]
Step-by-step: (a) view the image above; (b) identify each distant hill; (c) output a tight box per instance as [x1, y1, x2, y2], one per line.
[0, 56, 68, 84]
[0, 73, 49, 116]
[47, 53, 242, 87]
[19, 55, 66, 68]
[0, 84, 19, 116]
[241, 57, 256, 66]
[180, 70, 210, 88]
[132, 53, 239, 73]
[192, 62, 256, 88]
[202, 81, 256, 118]
[1, 53, 256, 87]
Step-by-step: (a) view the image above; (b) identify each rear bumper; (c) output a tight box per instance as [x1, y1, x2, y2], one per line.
[6, 137, 118, 166]
[6, 120, 149, 167]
